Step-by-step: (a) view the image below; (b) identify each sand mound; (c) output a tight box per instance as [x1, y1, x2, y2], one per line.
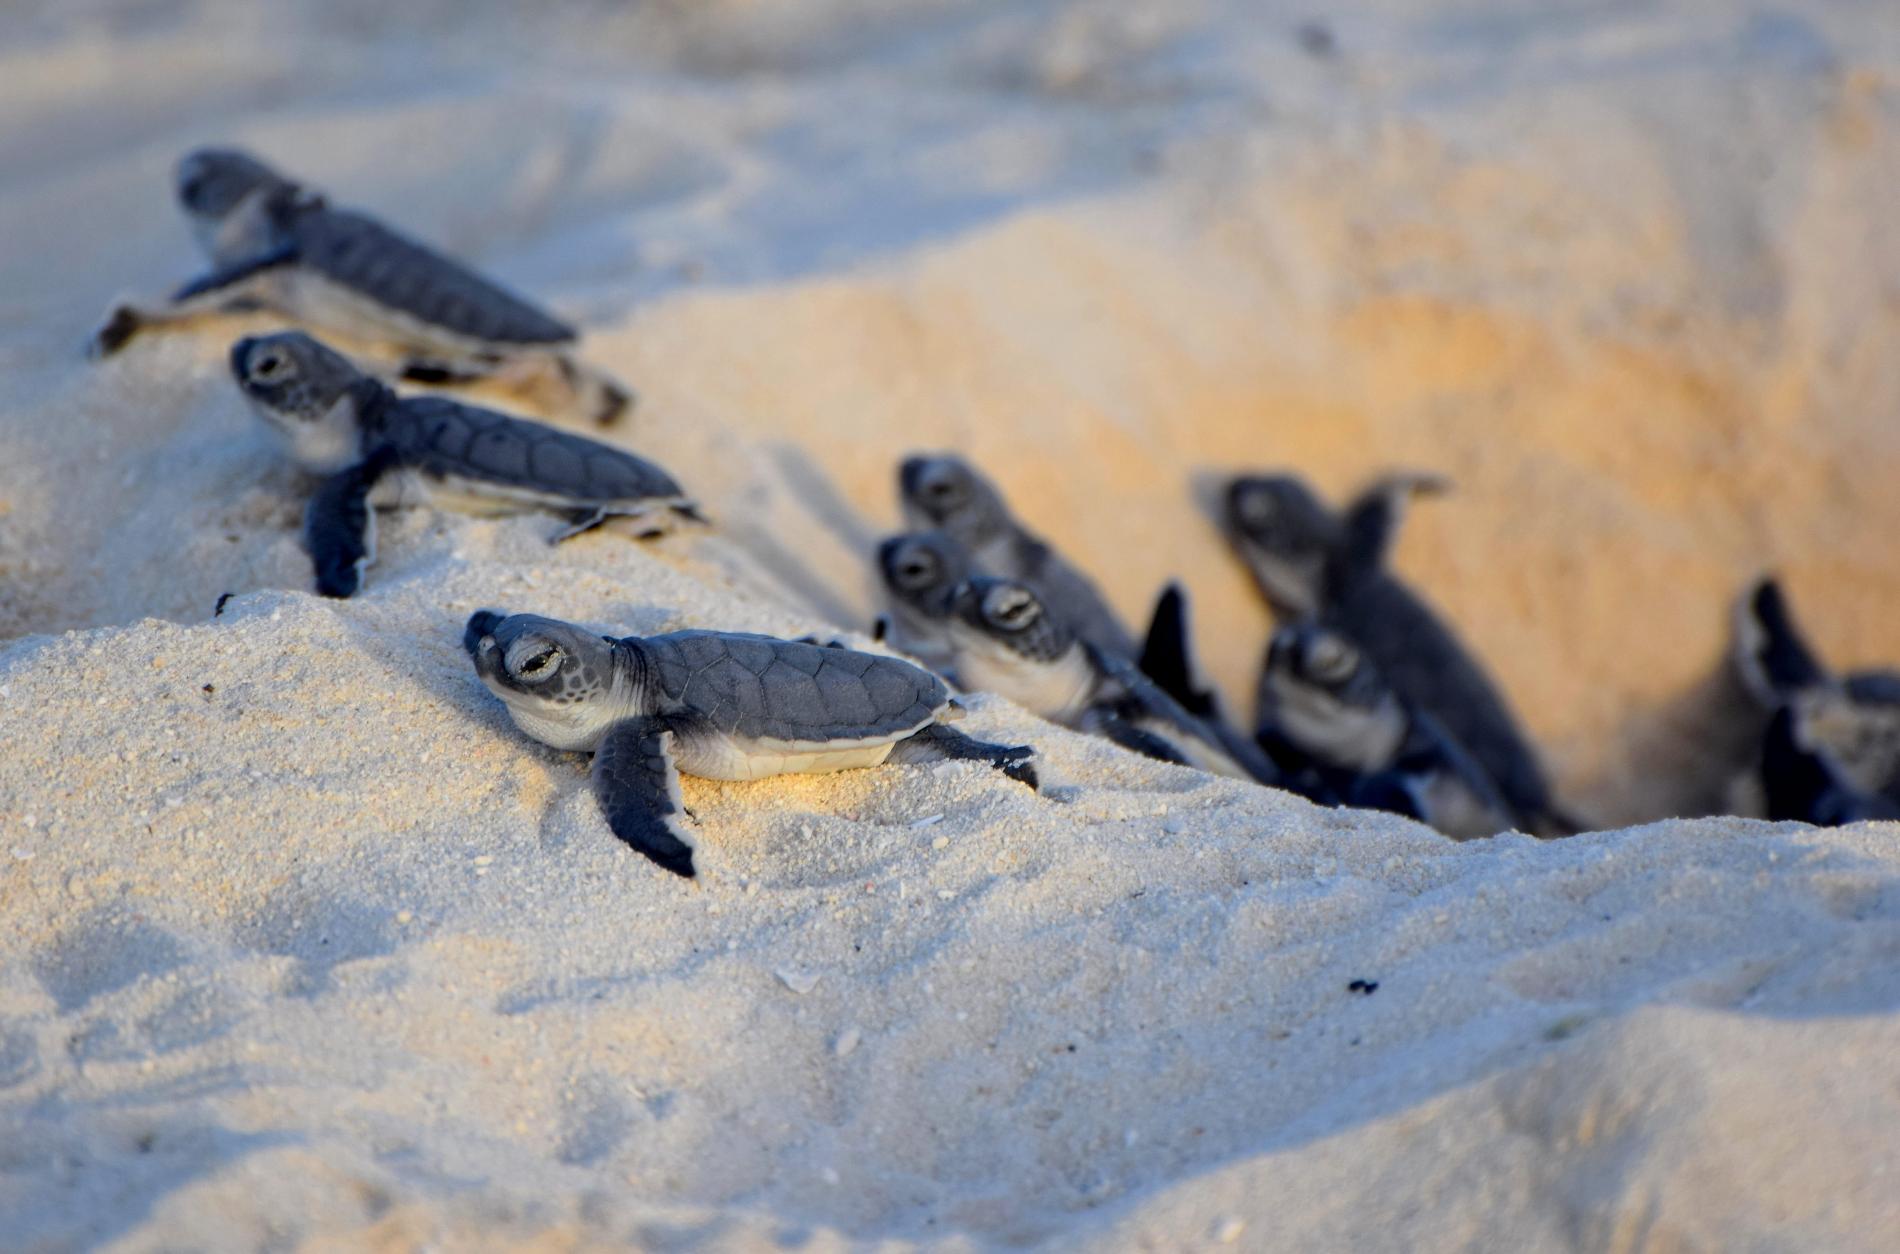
[5, 0, 1900, 1248]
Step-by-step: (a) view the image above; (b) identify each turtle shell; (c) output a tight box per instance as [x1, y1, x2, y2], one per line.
[639, 632, 948, 745]
[290, 205, 575, 346]
[379, 396, 684, 504]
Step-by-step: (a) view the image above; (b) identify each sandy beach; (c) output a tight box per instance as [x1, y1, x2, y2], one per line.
[4, 1, 1900, 1248]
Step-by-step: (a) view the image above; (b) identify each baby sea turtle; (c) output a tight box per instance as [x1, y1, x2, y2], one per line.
[1221, 471, 1564, 833]
[900, 454, 1137, 659]
[231, 331, 695, 598]
[1259, 623, 1515, 839]
[872, 530, 973, 678]
[944, 577, 1279, 785]
[1733, 577, 1900, 824]
[90, 148, 632, 426]
[464, 611, 1039, 877]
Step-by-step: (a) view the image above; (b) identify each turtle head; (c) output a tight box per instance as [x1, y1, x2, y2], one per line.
[949, 577, 1074, 663]
[878, 531, 968, 616]
[464, 611, 631, 751]
[230, 332, 373, 474]
[176, 148, 293, 224]
[1261, 623, 1405, 771]
[899, 454, 1010, 546]
[1223, 474, 1340, 617]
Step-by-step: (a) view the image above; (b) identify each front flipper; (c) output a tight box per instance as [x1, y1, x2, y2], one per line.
[887, 722, 1039, 791]
[593, 718, 699, 877]
[1138, 583, 1216, 720]
[1081, 709, 1191, 768]
[171, 243, 301, 302]
[1734, 577, 1830, 706]
[304, 446, 399, 598]
[1331, 472, 1451, 593]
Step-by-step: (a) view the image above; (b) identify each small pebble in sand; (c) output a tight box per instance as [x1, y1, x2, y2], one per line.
[777, 969, 821, 995]
[834, 1027, 861, 1057]
[911, 813, 944, 829]
[932, 835, 950, 850]
[1215, 1217, 1247, 1244]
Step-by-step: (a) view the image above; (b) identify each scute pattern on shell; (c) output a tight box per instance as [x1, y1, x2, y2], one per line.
[381, 397, 685, 503]
[640, 632, 949, 743]
[291, 206, 575, 345]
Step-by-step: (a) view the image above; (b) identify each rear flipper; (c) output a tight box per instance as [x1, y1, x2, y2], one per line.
[304, 446, 400, 598]
[1734, 576, 1831, 707]
[888, 723, 1038, 791]
[548, 500, 703, 545]
[593, 717, 699, 877]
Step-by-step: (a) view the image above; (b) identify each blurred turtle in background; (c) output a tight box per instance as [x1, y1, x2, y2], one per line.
[1259, 622, 1516, 839]
[1733, 577, 1900, 825]
[900, 453, 1138, 660]
[90, 147, 632, 426]
[1221, 470, 1569, 834]
[945, 576, 1284, 786]
[872, 530, 973, 679]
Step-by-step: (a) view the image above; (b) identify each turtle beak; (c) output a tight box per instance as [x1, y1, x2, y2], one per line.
[464, 610, 506, 663]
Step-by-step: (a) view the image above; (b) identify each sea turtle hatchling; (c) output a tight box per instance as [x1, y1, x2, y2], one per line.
[1732, 576, 1900, 825]
[1220, 471, 1567, 833]
[464, 611, 1039, 877]
[943, 577, 1280, 785]
[1257, 622, 1517, 839]
[89, 147, 632, 426]
[900, 454, 1138, 660]
[872, 530, 973, 679]
[230, 331, 696, 597]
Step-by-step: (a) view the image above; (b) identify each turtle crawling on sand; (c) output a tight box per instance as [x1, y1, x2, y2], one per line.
[230, 331, 695, 598]
[465, 612, 1039, 877]
[1733, 577, 1900, 825]
[89, 147, 632, 426]
[944, 577, 1280, 785]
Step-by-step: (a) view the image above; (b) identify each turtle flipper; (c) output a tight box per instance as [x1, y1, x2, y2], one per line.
[170, 242, 300, 302]
[592, 718, 698, 877]
[304, 447, 399, 598]
[1138, 583, 1217, 720]
[1333, 472, 1450, 592]
[1734, 577, 1830, 706]
[1085, 709, 1192, 768]
[887, 723, 1038, 791]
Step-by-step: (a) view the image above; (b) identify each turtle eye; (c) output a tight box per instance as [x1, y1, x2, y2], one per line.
[513, 645, 562, 680]
[250, 350, 289, 381]
[899, 558, 934, 585]
[1306, 635, 1357, 684]
[982, 585, 1041, 631]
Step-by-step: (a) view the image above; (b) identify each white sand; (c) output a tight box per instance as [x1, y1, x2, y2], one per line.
[4, 1, 1900, 1249]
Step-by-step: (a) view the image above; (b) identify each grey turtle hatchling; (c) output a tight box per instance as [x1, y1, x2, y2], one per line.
[231, 331, 696, 597]
[872, 530, 973, 679]
[1221, 470, 1568, 834]
[900, 453, 1138, 659]
[464, 612, 1039, 877]
[1733, 576, 1900, 825]
[1259, 622, 1516, 840]
[944, 577, 1280, 785]
[89, 147, 632, 426]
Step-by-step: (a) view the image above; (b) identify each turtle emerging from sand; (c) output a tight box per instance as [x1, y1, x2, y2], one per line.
[900, 454, 1138, 659]
[464, 612, 1039, 877]
[1733, 577, 1900, 825]
[230, 330, 695, 597]
[872, 530, 973, 678]
[89, 147, 632, 426]
[944, 576, 1280, 785]
[1259, 622, 1516, 839]
[1221, 471, 1568, 833]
